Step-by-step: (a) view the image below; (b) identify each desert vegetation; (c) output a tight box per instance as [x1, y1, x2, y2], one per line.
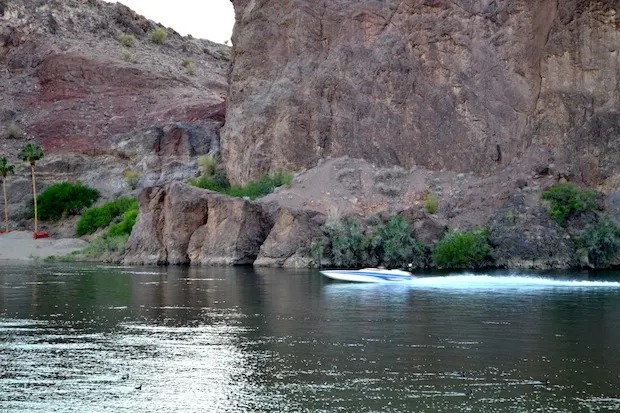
[431, 228, 493, 269]
[542, 183, 598, 227]
[76, 197, 138, 236]
[151, 28, 167, 44]
[37, 182, 99, 221]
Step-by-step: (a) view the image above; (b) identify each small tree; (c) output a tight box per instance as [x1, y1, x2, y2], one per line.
[0, 157, 15, 232]
[18, 144, 44, 234]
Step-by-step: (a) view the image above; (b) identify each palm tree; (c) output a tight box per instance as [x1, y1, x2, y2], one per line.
[0, 157, 15, 233]
[18, 144, 44, 234]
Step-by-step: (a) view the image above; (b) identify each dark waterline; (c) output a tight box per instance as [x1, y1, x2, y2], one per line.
[1, 263, 620, 412]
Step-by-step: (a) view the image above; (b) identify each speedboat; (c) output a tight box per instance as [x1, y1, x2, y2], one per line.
[320, 268, 415, 283]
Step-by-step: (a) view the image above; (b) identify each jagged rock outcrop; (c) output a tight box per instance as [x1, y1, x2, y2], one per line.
[223, 0, 620, 186]
[0, 0, 229, 227]
[398, 207, 448, 245]
[124, 182, 273, 265]
[254, 208, 327, 268]
[488, 193, 578, 269]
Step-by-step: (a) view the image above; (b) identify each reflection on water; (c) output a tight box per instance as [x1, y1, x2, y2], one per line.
[1, 263, 620, 412]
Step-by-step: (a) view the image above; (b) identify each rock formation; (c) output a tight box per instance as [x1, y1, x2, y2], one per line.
[124, 182, 274, 266]
[0, 0, 229, 226]
[223, 0, 620, 187]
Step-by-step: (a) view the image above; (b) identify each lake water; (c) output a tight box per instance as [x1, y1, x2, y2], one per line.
[1, 263, 620, 412]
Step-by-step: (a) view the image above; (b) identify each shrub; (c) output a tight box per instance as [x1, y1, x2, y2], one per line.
[190, 170, 292, 200]
[151, 28, 167, 44]
[325, 217, 373, 268]
[579, 219, 620, 267]
[6, 124, 23, 139]
[424, 192, 439, 214]
[374, 216, 426, 268]
[76, 197, 137, 236]
[198, 154, 217, 178]
[119, 33, 135, 47]
[37, 182, 99, 221]
[432, 228, 492, 269]
[310, 240, 325, 268]
[122, 48, 131, 61]
[123, 169, 141, 189]
[182, 59, 195, 74]
[108, 208, 138, 237]
[376, 182, 401, 197]
[66, 234, 130, 261]
[542, 183, 598, 227]
[374, 166, 406, 181]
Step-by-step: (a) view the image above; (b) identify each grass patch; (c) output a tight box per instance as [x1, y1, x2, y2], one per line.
[190, 171, 292, 200]
[123, 170, 141, 189]
[119, 33, 135, 47]
[76, 197, 137, 236]
[182, 59, 195, 75]
[424, 192, 439, 214]
[151, 28, 167, 44]
[578, 218, 620, 267]
[37, 182, 99, 221]
[542, 183, 598, 227]
[432, 228, 492, 269]
[65, 234, 129, 261]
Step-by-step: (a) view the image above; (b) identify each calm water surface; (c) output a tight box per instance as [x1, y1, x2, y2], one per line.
[1, 263, 620, 412]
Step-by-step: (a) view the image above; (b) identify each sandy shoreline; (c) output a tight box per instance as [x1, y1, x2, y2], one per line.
[0, 231, 88, 260]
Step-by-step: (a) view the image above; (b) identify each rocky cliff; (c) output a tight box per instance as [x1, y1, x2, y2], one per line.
[223, 0, 620, 187]
[0, 0, 229, 228]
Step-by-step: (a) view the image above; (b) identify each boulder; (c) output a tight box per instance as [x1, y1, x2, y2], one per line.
[124, 182, 273, 265]
[488, 193, 577, 269]
[254, 208, 327, 268]
[398, 207, 448, 246]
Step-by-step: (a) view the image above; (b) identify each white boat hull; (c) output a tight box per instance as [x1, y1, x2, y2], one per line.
[320, 269, 414, 283]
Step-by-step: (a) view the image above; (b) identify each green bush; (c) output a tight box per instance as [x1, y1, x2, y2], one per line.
[432, 228, 492, 269]
[424, 192, 439, 214]
[198, 154, 217, 178]
[119, 34, 135, 47]
[76, 197, 137, 236]
[310, 240, 325, 268]
[182, 59, 195, 75]
[37, 182, 99, 221]
[542, 183, 598, 227]
[66, 234, 130, 261]
[123, 170, 141, 189]
[374, 216, 426, 268]
[579, 219, 620, 267]
[108, 208, 138, 237]
[151, 28, 167, 44]
[189, 170, 292, 200]
[325, 217, 373, 268]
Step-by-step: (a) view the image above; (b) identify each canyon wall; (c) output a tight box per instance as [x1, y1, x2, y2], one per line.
[223, 0, 620, 185]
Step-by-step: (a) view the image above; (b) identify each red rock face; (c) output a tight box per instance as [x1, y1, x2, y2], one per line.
[223, 0, 620, 185]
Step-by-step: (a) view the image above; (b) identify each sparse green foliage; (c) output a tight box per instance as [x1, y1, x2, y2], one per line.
[108, 208, 138, 237]
[578, 218, 620, 267]
[374, 216, 426, 268]
[189, 170, 292, 200]
[310, 240, 325, 268]
[122, 48, 131, 61]
[542, 183, 598, 227]
[424, 192, 439, 214]
[76, 197, 138, 236]
[123, 170, 141, 189]
[119, 33, 135, 47]
[182, 59, 195, 74]
[37, 182, 99, 221]
[65, 234, 130, 261]
[432, 228, 492, 269]
[198, 154, 217, 178]
[375, 182, 401, 197]
[151, 28, 167, 44]
[224, 40, 229, 46]
[6, 124, 23, 139]
[325, 217, 373, 268]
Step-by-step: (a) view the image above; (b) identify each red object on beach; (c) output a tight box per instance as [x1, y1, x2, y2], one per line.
[33, 231, 49, 239]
